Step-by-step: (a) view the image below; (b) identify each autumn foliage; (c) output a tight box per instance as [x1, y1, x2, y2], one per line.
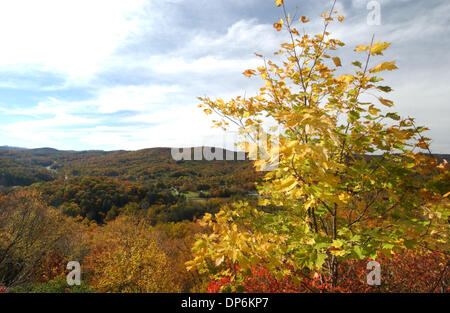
[0, 190, 204, 293]
[189, 0, 449, 292]
[0, 0, 449, 294]
[206, 250, 448, 293]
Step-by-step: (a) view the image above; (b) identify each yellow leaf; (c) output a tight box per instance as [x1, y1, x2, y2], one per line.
[368, 105, 380, 115]
[330, 249, 346, 256]
[275, 0, 283, 7]
[369, 61, 398, 73]
[300, 16, 310, 23]
[337, 74, 354, 82]
[243, 69, 256, 77]
[304, 198, 315, 210]
[280, 176, 297, 191]
[371, 41, 391, 56]
[203, 108, 212, 115]
[378, 97, 394, 107]
[215, 255, 225, 266]
[331, 239, 343, 248]
[354, 45, 369, 52]
[416, 140, 429, 150]
[443, 191, 450, 198]
[338, 15, 344, 22]
[338, 192, 350, 204]
[332, 57, 342, 67]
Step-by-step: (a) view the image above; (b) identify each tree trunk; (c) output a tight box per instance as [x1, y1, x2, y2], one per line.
[330, 255, 338, 288]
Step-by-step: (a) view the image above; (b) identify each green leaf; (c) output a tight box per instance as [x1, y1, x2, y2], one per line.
[353, 246, 365, 259]
[370, 76, 383, 82]
[377, 86, 392, 92]
[404, 240, 417, 249]
[348, 110, 360, 123]
[352, 61, 362, 68]
[316, 253, 328, 268]
[382, 242, 395, 249]
[415, 126, 429, 133]
[386, 112, 400, 120]
[331, 239, 344, 248]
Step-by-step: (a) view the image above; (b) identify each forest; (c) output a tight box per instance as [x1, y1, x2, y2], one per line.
[0, 0, 449, 294]
[1, 145, 447, 293]
[0, 145, 263, 292]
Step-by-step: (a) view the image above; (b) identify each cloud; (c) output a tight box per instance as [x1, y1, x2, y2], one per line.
[0, 0, 146, 86]
[0, 0, 448, 153]
[0, 82, 229, 150]
[147, 55, 262, 74]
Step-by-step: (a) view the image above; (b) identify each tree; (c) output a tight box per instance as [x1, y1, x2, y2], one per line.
[0, 190, 86, 287]
[83, 216, 181, 292]
[188, 0, 449, 290]
[6, 278, 93, 293]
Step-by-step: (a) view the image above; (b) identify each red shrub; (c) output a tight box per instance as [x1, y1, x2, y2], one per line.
[207, 250, 449, 293]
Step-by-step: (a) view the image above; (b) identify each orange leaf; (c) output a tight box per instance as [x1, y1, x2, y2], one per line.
[300, 16, 310, 23]
[332, 57, 342, 67]
[273, 22, 282, 31]
[243, 69, 256, 78]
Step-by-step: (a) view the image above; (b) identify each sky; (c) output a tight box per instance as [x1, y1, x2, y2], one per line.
[0, 0, 448, 152]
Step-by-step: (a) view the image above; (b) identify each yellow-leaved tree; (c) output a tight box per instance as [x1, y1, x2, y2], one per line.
[84, 216, 181, 292]
[0, 190, 87, 288]
[187, 0, 449, 290]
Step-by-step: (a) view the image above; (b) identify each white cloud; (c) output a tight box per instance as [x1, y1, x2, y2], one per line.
[147, 55, 263, 74]
[92, 85, 182, 114]
[2, 84, 182, 115]
[0, 0, 146, 85]
[186, 19, 281, 58]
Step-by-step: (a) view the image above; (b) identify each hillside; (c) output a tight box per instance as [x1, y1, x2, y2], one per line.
[1, 146, 447, 189]
[0, 146, 261, 190]
[1, 146, 448, 224]
[0, 146, 262, 223]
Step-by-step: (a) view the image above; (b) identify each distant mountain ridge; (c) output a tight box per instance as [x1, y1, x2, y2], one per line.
[0, 145, 448, 189]
[1, 145, 448, 159]
[0, 146, 259, 189]
[0, 145, 29, 151]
